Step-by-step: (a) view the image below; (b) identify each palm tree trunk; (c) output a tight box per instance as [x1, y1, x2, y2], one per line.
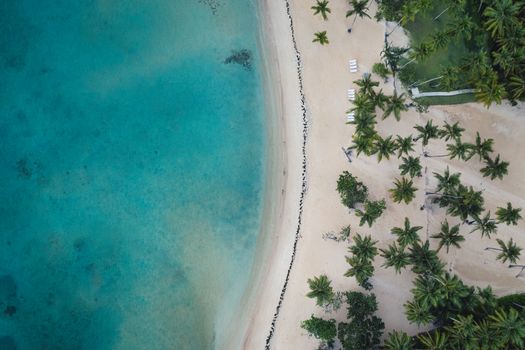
[424, 153, 448, 158]
[387, 21, 401, 36]
[399, 58, 416, 70]
[484, 247, 502, 251]
[411, 76, 443, 88]
[425, 191, 462, 199]
[508, 264, 525, 278]
[433, 7, 450, 21]
[352, 14, 358, 27]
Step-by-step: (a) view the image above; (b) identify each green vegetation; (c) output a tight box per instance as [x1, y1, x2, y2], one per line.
[377, 0, 525, 106]
[300, 5, 525, 347]
[336, 171, 368, 209]
[301, 315, 337, 342]
[306, 275, 334, 306]
[313, 31, 329, 45]
[337, 292, 385, 350]
[311, 0, 331, 21]
[355, 199, 386, 227]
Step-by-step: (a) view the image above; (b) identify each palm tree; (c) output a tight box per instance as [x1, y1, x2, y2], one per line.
[374, 135, 397, 162]
[395, 135, 415, 158]
[355, 199, 386, 227]
[382, 92, 408, 121]
[350, 132, 378, 157]
[346, 0, 371, 27]
[440, 66, 461, 91]
[448, 15, 475, 40]
[485, 238, 522, 264]
[384, 330, 413, 350]
[380, 242, 410, 274]
[509, 75, 525, 100]
[348, 111, 377, 133]
[496, 202, 522, 225]
[480, 154, 509, 180]
[433, 167, 461, 194]
[344, 255, 374, 290]
[348, 92, 375, 117]
[417, 331, 449, 349]
[313, 31, 329, 45]
[307, 274, 334, 306]
[489, 308, 525, 349]
[404, 299, 433, 326]
[311, 0, 331, 20]
[483, 0, 522, 38]
[408, 240, 445, 275]
[373, 89, 389, 110]
[446, 314, 480, 350]
[446, 185, 485, 221]
[475, 73, 506, 107]
[391, 217, 422, 248]
[473, 132, 494, 160]
[380, 41, 409, 89]
[431, 220, 465, 253]
[390, 177, 417, 204]
[349, 234, 378, 261]
[354, 74, 379, 97]
[439, 121, 464, 141]
[414, 119, 439, 146]
[401, 42, 434, 69]
[470, 212, 498, 239]
[399, 156, 422, 178]
[446, 138, 475, 161]
[431, 30, 450, 51]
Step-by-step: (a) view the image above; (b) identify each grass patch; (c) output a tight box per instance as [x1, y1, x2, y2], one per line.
[401, 4, 475, 93]
[416, 93, 476, 106]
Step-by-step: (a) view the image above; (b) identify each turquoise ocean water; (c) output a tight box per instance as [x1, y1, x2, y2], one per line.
[0, 0, 267, 349]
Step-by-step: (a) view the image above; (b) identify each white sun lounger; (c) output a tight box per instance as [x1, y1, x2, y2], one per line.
[349, 59, 357, 64]
[347, 115, 355, 122]
[350, 68, 358, 73]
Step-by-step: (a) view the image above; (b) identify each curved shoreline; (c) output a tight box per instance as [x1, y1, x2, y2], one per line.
[263, 0, 309, 348]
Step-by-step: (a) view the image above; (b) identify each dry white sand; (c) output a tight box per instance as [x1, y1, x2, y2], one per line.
[239, 0, 525, 349]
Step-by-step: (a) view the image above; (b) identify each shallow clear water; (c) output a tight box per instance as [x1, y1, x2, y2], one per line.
[0, 0, 266, 349]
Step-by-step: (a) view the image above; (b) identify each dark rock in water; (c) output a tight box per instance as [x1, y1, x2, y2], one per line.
[198, 0, 221, 15]
[0, 336, 17, 350]
[16, 159, 32, 179]
[224, 49, 252, 71]
[4, 305, 16, 316]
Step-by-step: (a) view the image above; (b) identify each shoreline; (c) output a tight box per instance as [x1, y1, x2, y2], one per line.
[218, 0, 305, 348]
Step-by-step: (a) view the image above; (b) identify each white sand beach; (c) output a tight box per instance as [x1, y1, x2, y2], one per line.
[240, 0, 525, 349]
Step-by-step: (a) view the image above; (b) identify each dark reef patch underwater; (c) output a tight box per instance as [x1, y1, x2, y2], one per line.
[0, 0, 267, 349]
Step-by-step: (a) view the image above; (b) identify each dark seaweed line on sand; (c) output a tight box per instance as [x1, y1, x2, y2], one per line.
[264, 0, 308, 348]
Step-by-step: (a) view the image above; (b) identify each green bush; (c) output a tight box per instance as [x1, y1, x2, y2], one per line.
[337, 171, 368, 209]
[301, 315, 337, 342]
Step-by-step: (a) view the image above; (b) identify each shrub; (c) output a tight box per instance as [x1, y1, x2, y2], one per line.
[337, 171, 368, 209]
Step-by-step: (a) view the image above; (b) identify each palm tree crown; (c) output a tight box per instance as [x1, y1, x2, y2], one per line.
[380, 242, 410, 274]
[346, 0, 371, 26]
[375, 135, 397, 162]
[382, 92, 408, 121]
[471, 212, 498, 239]
[496, 202, 522, 225]
[480, 154, 509, 180]
[311, 0, 331, 20]
[446, 138, 475, 161]
[431, 220, 465, 253]
[473, 132, 494, 160]
[439, 121, 464, 141]
[399, 156, 422, 178]
[390, 177, 417, 204]
[395, 135, 415, 158]
[349, 234, 378, 261]
[391, 217, 422, 247]
[414, 119, 439, 146]
[306, 275, 334, 306]
[313, 31, 329, 45]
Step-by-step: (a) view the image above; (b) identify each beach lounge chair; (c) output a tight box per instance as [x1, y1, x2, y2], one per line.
[350, 68, 358, 73]
[346, 113, 355, 122]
